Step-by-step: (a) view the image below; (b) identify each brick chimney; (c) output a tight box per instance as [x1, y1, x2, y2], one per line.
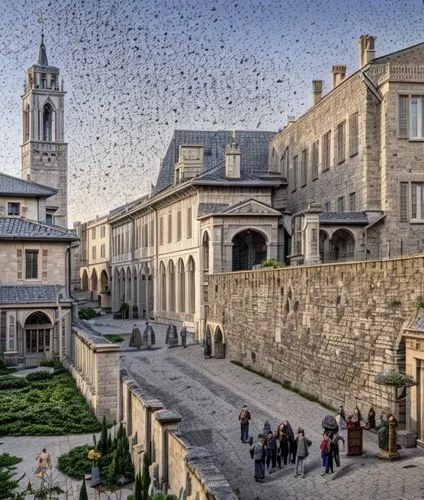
[359, 34, 376, 67]
[225, 131, 241, 179]
[332, 65, 346, 88]
[312, 80, 323, 105]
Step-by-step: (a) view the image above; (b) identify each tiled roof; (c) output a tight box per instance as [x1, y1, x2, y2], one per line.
[0, 172, 56, 197]
[197, 203, 229, 217]
[0, 218, 79, 240]
[193, 162, 280, 186]
[154, 130, 275, 194]
[0, 284, 67, 304]
[319, 212, 368, 224]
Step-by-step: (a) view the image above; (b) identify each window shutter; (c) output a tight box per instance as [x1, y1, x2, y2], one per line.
[17, 249, 23, 279]
[399, 96, 409, 137]
[42, 249, 48, 279]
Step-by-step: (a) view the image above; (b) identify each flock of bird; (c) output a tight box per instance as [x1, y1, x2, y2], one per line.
[0, 0, 422, 222]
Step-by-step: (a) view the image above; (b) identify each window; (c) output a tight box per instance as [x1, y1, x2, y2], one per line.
[100, 244, 105, 258]
[349, 192, 356, 212]
[280, 148, 289, 177]
[324, 201, 331, 212]
[187, 207, 192, 239]
[100, 225, 106, 238]
[7, 202, 20, 216]
[177, 211, 182, 241]
[301, 149, 308, 187]
[159, 217, 164, 245]
[167, 213, 172, 243]
[25, 250, 38, 279]
[292, 155, 298, 191]
[91, 227, 96, 239]
[311, 141, 319, 180]
[45, 213, 53, 224]
[143, 223, 148, 248]
[42, 104, 52, 141]
[400, 181, 424, 221]
[349, 112, 359, 156]
[150, 220, 154, 247]
[322, 130, 331, 171]
[337, 196, 345, 212]
[399, 95, 424, 139]
[337, 121, 346, 164]
[92, 246, 97, 260]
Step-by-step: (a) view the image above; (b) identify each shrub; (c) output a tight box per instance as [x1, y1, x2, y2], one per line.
[26, 371, 54, 381]
[261, 258, 285, 269]
[0, 453, 22, 468]
[103, 334, 124, 343]
[0, 375, 27, 390]
[79, 307, 97, 320]
[40, 358, 66, 373]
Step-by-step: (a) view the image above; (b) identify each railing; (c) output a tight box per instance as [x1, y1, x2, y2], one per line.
[368, 64, 424, 86]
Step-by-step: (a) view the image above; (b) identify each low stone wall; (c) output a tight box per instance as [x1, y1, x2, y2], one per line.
[66, 322, 120, 422]
[121, 375, 237, 500]
[207, 255, 424, 416]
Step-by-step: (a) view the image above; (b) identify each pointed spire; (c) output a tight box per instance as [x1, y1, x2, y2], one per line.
[37, 12, 48, 66]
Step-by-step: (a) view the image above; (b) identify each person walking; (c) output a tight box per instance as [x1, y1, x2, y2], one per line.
[251, 434, 266, 483]
[180, 325, 187, 348]
[276, 422, 289, 467]
[264, 430, 277, 473]
[293, 428, 311, 478]
[239, 404, 251, 443]
[320, 432, 333, 475]
[35, 447, 51, 478]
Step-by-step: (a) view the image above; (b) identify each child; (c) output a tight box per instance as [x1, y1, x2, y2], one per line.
[293, 428, 311, 478]
[320, 432, 333, 475]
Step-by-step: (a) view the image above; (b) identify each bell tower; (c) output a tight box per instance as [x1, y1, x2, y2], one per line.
[21, 20, 68, 228]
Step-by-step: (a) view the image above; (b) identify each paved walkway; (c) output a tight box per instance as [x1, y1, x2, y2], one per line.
[2, 316, 424, 499]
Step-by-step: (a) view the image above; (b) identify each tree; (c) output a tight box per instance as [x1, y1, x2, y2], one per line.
[134, 472, 143, 500]
[141, 453, 151, 500]
[79, 478, 88, 500]
[97, 416, 109, 456]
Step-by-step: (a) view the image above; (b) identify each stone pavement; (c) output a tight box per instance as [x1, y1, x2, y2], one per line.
[2, 316, 424, 499]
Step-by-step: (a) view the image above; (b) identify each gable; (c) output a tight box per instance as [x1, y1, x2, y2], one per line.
[222, 200, 281, 217]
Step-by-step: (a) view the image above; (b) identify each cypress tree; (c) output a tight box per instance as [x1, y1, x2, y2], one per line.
[79, 478, 88, 500]
[141, 453, 151, 500]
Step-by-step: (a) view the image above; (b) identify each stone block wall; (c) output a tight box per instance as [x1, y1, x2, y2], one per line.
[207, 255, 424, 414]
[121, 376, 237, 499]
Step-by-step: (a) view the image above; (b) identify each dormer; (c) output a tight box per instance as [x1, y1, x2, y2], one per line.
[174, 145, 204, 184]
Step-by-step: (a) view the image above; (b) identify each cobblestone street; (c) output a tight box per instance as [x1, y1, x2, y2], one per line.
[2, 318, 424, 500]
[115, 320, 424, 500]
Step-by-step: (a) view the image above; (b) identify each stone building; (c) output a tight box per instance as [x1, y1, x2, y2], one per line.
[75, 215, 111, 310]
[0, 173, 78, 366]
[109, 130, 283, 335]
[269, 35, 424, 265]
[21, 30, 68, 228]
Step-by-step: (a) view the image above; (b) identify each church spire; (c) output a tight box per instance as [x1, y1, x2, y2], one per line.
[37, 13, 48, 66]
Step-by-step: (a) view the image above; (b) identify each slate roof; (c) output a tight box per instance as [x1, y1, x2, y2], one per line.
[319, 212, 369, 224]
[197, 203, 229, 217]
[0, 284, 67, 304]
[154, 130, 276, 194]
[0, 218, 78, 241]
[192, 162, 281, 186]
[0, 172, 57, 197]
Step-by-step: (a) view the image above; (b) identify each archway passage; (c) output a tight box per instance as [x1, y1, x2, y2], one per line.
[214, 326, 225, 359]
[232, 230, 267, 271]
[24, 311, 52, 365]
[329, 229, 355, 262]
[81, 269, 89, 291]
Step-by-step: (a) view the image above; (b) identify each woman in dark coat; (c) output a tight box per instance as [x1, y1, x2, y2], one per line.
[251, 434, 266, 482]
[276, 423, 289, 468]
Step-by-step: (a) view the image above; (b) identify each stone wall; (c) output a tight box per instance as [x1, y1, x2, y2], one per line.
[207, 255, 424, 414]
[121, 375, 237, 500]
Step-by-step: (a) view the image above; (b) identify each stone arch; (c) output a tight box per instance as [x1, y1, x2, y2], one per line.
[177, 258, 185, 313]
[81, 269, 89, 291]
[329, 228, 356, 262]
[100, 269, 109, 292]
[187, 256, 195, 314]
[42, 102, 55, 141]
[90, 269, 98, 293]
[119, 268, 126, 303]
[159, 261, 167, 311]
[168, 260, 176, 312]
[24, 311, 53, 360]
[214, 325, 226, 358]
[231, 228, 267, 271]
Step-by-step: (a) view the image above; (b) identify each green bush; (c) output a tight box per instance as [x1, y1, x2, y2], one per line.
[40, 358, 66, 373]
[103, 334, 124, 343]
[0, 359, 14, 375]
[0, 453, 22, 468]
[260, 258, 285, 268]
[26, 371, 54, 381]
[0, 375, 27, 390]
[79, 307, 97, 320]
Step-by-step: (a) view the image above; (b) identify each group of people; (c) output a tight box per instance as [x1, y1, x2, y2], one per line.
[240, 404, 351, 483]
[239, 405, 312, 482]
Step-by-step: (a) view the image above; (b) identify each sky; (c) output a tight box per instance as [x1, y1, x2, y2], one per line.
[0, 0, 423, 225]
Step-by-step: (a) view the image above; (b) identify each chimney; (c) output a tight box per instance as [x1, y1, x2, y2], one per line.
[225, 131, 241, 179]
[332, 65, 346, 88]
[312, 80, 323, 105]
[359, 34, 376, 67]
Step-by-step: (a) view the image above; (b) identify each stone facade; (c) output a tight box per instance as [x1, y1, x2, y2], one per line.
[207, 254, 424, 445]
[269, 37, 424, 264]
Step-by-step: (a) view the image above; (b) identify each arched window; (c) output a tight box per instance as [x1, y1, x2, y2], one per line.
[168, 260, 175, 312]
[42, 104, 53, 141]
[202, 232, 210, 272]
[187, 256, 195, 314]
